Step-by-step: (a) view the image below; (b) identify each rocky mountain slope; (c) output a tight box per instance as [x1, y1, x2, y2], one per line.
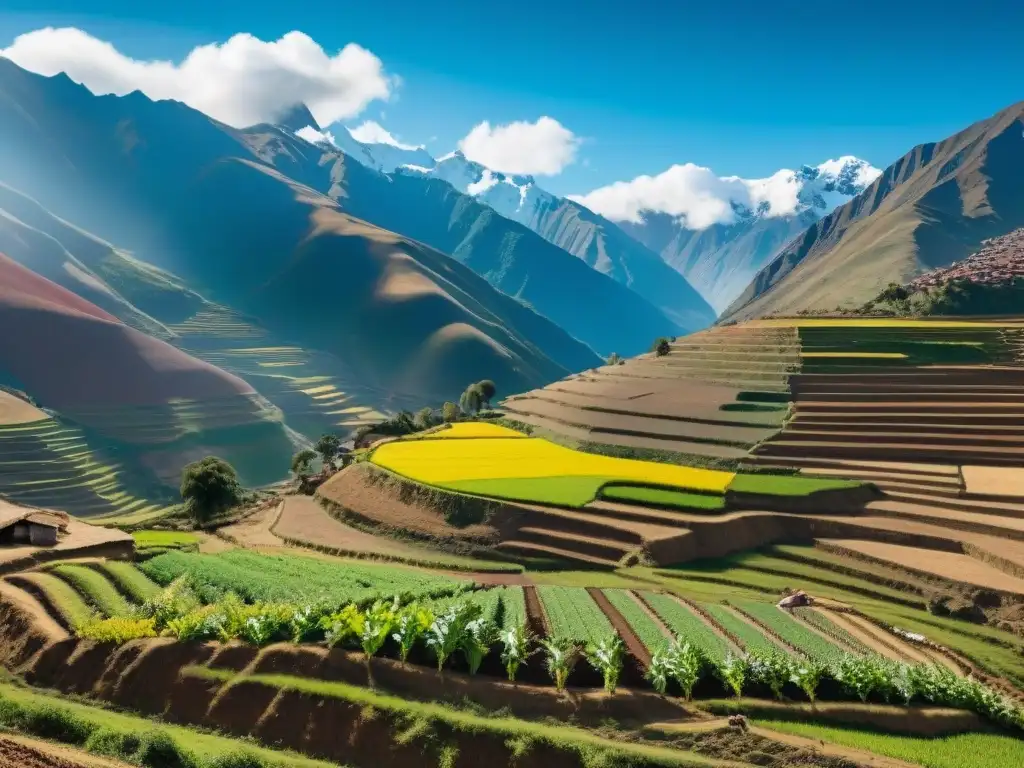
[612, 158, 880, 312]
[725, 101, 1024, 320]
[396, 153, 716, 331]
[0, 58, 600, 411]
[247, 123, 689, 357]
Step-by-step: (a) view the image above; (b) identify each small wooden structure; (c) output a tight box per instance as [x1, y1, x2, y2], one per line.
[0, 503, 69, 548]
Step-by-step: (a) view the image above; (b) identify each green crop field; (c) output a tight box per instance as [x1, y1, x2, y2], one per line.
[93, 561, 162, 603]
[537, 586, 614, 644]
[602, 589, 669, 652]
[726, 474, 861, 496]
[793, 607, 873, 654]
[13, 572, 95, 629]
[132, 530, 200, 551]
[600, 485, 726, 511]
[425, 586, 527, 629]
[638, 593, 731, 661]
[48, 564, 133, 618]
[732, 601, 852, 662]
[760, 720, 1024, 768]
[139, 549, 469, 607]
[700, 603, 780, 655]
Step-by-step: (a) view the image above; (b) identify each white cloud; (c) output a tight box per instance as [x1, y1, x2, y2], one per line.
[571, 157, 881, 228]
[458, 117, 579, 176]
[0, 27, 393, 128]
[295, 126, 338, 147]
[347, 120, 423, 150]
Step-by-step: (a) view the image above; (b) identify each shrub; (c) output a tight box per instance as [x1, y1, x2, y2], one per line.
[132, 731, 199, 768]
[180, 457, 242, 523]
[23, 704, 94, 745]
[79, 617, 157, 644]
[207, 751, 272, 768]
[652, 337, 671, 356]
[85, 728, 142, 759]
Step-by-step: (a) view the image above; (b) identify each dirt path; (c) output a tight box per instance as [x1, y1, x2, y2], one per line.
[220, 500, 285, 549]
[0, 735, 131, 768]
[829, 611, 934, 665]
[816, 610, 907, 662]
[524, 586, 549, 637]
[273, 495, 426, 558]
[588, 587, 651, 668]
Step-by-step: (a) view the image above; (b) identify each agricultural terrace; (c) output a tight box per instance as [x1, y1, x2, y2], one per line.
[368, 423, 853, 508]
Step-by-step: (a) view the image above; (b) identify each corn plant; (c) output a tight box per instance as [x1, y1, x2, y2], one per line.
[585, 635, 625, 695]
[646, 646, 677, 696]
[790, 660, 827, 703]
[540, 637, 580, 692]
[425, 603, 480, 672]
[320, 604, 365, 649]
[392, 604, 433, 663]
[361, 598, 399, 660]
[748, 651, 792, 700]
[499, 623, 533, 682]
[830, 656, 889, 702]
[461, 617, 498, 675]
[716, 653, 748, 698]
[672, 640, 705, 701]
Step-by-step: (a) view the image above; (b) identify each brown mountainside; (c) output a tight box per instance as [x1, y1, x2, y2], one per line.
[725, 100, 1024, 319]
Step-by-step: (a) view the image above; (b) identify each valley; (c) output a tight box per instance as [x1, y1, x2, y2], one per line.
[1, 17, 1024, 768]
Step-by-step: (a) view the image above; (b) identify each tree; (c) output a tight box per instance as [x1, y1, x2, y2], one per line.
[476, 380, 497, 409]
[459, 384, 484, 415]
[606, 352, 622, 366]
[414, 407, 435, 430]
[652, 337, 671, 357]
[878, 282, 910, 304]
[442, 402, 461, 423]
[315, 434, 342, 470]
[180, 457, 241, 523]
[290, 449, 317, 478]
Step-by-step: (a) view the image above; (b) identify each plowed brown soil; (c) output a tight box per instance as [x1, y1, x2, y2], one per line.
[822, 539, 1024, 595]
[316, 463, 498, 541]
[962, 465, 1024, 498]
[273, 495, 426, 557]
[588, 587, 651, 667]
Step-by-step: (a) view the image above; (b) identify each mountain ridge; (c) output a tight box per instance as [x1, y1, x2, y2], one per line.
[724, 100, 1024, 320]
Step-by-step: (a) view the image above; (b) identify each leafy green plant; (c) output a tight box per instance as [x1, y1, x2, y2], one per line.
[790, 659, 827, 703]
[78, 617, 157, 644]
[425, 603, 480, 672]
[360, 598, 399, 660]
[320, 604, 365, 649]
[461, 616, 498, 675]
[748, 651, 792, 700]
[646, 646, 676, 696]
[540, 638, 580, 692]
[499, 623, 533, 683]
[392, 604, 432, 663]
[585, 635, 625, 694]
[716, 653, 748, 698]
[672, 640, 705, 701]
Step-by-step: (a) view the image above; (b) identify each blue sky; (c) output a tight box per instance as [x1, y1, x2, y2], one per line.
[1, 0, 1021, 197]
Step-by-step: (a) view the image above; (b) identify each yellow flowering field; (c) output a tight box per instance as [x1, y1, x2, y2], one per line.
[371, 434, 735, 506]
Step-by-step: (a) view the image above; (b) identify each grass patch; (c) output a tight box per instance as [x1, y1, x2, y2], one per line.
[187, 667, 723, 767]
[132, 530, 200, 551]
[600, 484, 726, 512]
[46, 564, 133, 618]
[758, 719, 1024, 768]
[13, 573, 95, 629]
[727, 473, 862, 496]
[0, 681, 334, 767]
[92, 561, 162, 603]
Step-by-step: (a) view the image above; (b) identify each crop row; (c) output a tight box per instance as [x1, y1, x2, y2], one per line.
[601, 589, 668, 652]
[537, 586, 613, 644]
[700, 603, 781, 655]
[426, 586, 524, 631]
[733, 601, 852, 663]
[793, 607, 872, 655]
[639, 593, 730, 661]
[139, 550, 468, 607]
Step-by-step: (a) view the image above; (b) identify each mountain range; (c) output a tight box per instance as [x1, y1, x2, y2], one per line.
[725, 100, 1024, 320]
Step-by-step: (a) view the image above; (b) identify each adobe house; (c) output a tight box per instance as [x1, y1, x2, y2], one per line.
[0, 505, 68, 547]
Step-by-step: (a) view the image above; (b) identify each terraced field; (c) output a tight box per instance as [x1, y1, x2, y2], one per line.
[0, 416, 175, 521]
